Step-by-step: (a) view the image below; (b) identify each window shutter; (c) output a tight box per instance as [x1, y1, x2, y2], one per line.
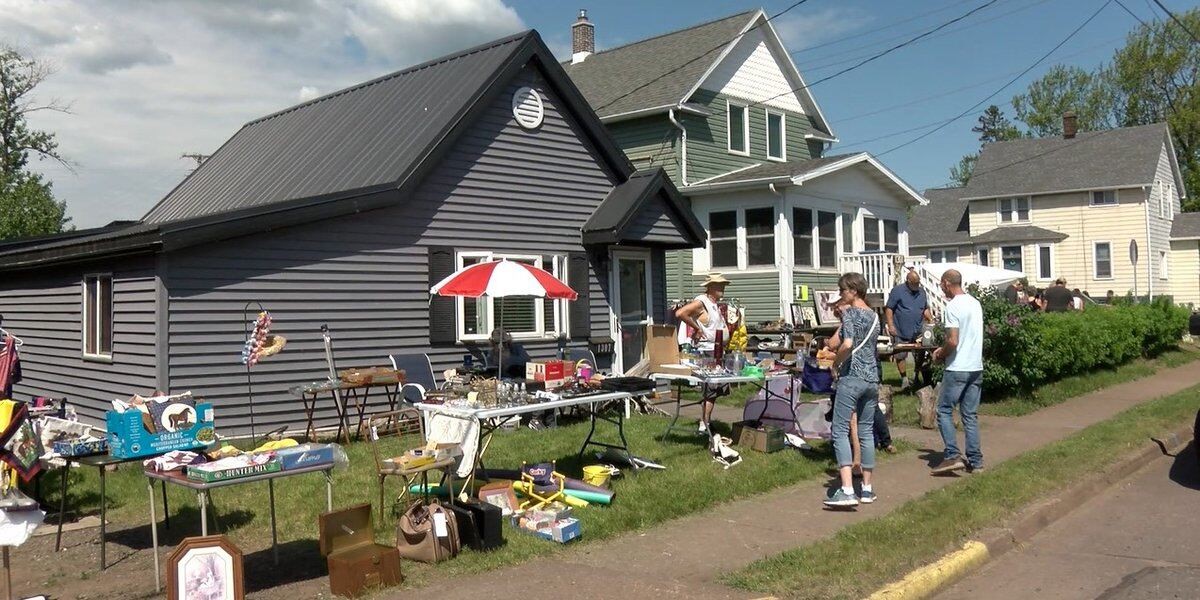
[543, 254, 556, 334]
[428, 246, 456, 346]
[568, 252, 591, 340]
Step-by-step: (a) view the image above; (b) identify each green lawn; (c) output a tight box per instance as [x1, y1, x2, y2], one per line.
[41, 411, 902, 590]
[722, 381, 1200, 600]
[885, 344, 1200, 426]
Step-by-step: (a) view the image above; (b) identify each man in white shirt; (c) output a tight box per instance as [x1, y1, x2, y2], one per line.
[930, 269, 984, 474]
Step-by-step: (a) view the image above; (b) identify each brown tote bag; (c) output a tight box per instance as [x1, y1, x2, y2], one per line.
[396, 500, 460, 563]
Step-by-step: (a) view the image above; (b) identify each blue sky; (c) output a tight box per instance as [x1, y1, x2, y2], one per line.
[521, 0, 1190, 191]
[4, 0, 1193, 228]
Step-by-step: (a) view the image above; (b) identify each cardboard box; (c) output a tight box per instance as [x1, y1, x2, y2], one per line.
[52, 438, 108, 457]
[526, 360, 571, 382]
[731, 421, 785, 453]
[275, 444, 335, 470]
[106, 402, 215, 459]
[187, 459, 281, 483]
[548, 518, 582, 543]
[647, 324, 682, 370]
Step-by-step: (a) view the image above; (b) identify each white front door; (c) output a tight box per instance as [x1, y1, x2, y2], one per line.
[611, 250, 653, 375]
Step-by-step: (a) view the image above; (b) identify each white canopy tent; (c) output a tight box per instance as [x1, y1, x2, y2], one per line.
[916, 262, 1025, 289]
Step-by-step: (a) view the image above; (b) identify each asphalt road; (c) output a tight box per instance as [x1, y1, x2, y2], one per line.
[938, 440, 1200, 599]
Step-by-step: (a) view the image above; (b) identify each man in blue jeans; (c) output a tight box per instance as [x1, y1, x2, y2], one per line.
[930, 269, 984, 474]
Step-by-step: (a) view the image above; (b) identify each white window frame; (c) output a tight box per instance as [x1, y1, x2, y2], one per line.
[726, 101, 750, 156]
[1158, 181, 1173, 220]
[792, 207, 815, 269]
[454, 252, 564, 343]
[997, 196, 1031, 224]
[1036, 243, 1054, 281]
[1089, 189, 1118, 207]
[765, 109, 786, 162]
[928, 248, 959, 263]
[1001, 245, 1024, 273]
[976, 247, 990, 266]
[707, 209, 739, 269]
[1159, 250, 1169, 280]
[1092, 241, 1113, 280]
[81, 273, 114, 362]
[1166, 182, 1175, 220]
[743, 206, 777, 268]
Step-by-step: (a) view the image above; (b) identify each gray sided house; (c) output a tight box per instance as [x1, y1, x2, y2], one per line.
[564, 10, 925, 321]
[0, 31, 703, 434]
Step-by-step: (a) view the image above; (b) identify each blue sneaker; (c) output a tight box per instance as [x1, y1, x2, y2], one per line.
[824, 488, 859, 507]
[859, 490, 877, 504]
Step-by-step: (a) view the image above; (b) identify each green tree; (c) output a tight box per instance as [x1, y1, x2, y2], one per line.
[0, 46, 71, 239]
[1107, 10, 1200, 210]
[949, 105, 1022, 186]
[1011, 65, 1115, 137]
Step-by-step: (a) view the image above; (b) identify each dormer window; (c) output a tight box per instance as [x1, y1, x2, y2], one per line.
[998, 196, 1030, 223]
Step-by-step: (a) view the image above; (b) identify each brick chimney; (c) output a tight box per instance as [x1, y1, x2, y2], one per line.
[1062, 111, 1078, 139]
[571, 9, 594, 64]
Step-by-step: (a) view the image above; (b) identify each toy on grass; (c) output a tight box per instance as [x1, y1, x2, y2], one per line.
[515, 461, 573, 510]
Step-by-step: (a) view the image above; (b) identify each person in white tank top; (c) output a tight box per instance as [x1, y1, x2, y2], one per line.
[674, 273, 731, 434]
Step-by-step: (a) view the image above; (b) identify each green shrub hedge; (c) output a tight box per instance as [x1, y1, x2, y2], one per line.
[970, 288, 1187, 396]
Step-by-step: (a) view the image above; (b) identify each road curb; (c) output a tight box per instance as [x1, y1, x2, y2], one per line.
[865, 424, 1194, 600]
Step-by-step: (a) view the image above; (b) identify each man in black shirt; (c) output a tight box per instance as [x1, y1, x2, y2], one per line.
[1043, 278, 1074, 312]
[1004, 279, 1026, 304]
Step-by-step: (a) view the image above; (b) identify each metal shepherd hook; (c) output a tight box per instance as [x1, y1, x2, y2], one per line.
[321, 324, 352, 444]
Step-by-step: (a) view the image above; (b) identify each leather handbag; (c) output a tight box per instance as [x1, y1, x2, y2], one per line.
[396, 500, 460, 563]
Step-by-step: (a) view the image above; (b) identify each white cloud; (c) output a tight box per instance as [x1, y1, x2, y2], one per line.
[0, 0, 526, 228]
[772, 7, 872, 52]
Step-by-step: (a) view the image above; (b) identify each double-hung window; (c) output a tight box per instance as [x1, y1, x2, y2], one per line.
[816, 211, 837, 268]
[82, 274, 114, 359]
[976, 247, 990, 266]
[928, 249, 958, 263]
[1093, 242, 1113, 279]
[1036, 244, 1053, 280]
[744, 208, 776, 266]
[998, 197, 1030, 223]
[709, 211, 738, 268]
[765, 110, 785, 161]
[863, 216, 880, 250]
[456, 252, 564, 341]
[841, 213, 854, 253]
[727, 102, 749, 155]
[1001, 245, 1023, 272]
[793, 208, 814, 267]
[861, 216, 900, 252]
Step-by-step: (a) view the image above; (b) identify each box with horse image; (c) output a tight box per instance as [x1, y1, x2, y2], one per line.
[731, 420, 785, 453]
[106, 401, 216, 459]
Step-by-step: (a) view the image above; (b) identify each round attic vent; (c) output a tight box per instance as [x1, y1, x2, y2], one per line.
[511, 86, 544, 129]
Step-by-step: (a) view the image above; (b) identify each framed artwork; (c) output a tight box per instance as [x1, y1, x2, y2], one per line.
[477, 480, 519, 516]
[813, 291, 841, 326]
[167, 535, 245, 600]
[790, 303, 818, 329]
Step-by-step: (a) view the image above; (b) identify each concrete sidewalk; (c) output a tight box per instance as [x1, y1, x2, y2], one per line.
[390, 364, 1200, 600]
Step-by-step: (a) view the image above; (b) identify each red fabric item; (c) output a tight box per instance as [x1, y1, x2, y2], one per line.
[0, 337, 18, 398]
[430, 260, 578, 300]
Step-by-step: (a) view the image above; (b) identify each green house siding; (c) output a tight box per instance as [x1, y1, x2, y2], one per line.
[665, 254, 781, 321]
[682, 89, 819, 182]
[608, 117, 680, 182]
[792, 271, 841, 301]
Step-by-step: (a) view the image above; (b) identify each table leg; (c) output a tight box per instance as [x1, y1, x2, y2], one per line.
[658, 381, 685, 440]
[161, 481, 171, 530]
[55, 463, 68, 552]
[99, 466, 106, 571]
[325, 471, 333, 512]
[149, 480, 160, 593]
[198, 491, 207, 537]
[269, 479, 278, 565]
[303, 393, 318, 442]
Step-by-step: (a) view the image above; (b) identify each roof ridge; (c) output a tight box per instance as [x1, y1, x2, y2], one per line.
[245, 30, 534, 127]
[984, 121, 1168, 148]
[581, 9, 757, 60]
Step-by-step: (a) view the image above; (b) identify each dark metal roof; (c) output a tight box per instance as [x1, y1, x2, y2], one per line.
[582, 167, 704, 248]
[964, 123, 1174, 199]
[142, 30, 633, 225]
[970, 225, 1067, 244]
[563, 11, 755, 119]
[1171, 212, 1200, 239]
[1, 30, 640, 271]
[909, 187, 971, 248]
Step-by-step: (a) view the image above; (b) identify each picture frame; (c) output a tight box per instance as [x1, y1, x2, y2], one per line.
[167, 535, 245, 600]
[790, 303, 818, 329]
[813, 291, 841, 326]
[477, 480, 520, 516]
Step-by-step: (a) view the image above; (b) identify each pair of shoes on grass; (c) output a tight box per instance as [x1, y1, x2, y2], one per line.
[931, 457, 985, 475]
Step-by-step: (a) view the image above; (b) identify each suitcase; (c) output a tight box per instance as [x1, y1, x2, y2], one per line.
[446, 500, 505, 551]
[319, 503, 402, 598]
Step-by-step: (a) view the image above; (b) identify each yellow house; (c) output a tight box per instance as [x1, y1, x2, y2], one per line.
[911, 119, 1189, 304]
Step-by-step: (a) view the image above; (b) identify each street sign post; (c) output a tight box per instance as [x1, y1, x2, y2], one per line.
[1130, 240, 1139, 297]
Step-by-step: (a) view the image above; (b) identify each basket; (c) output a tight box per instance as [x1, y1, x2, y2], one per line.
[470, 378, 499, 407]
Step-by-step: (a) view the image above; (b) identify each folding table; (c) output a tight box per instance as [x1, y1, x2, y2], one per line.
[288, 379, 401, 442]
[651, 371, 799, 439]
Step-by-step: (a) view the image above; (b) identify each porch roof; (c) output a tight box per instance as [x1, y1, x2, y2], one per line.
[582, 167, 705, 249]
[684, 152, 927, 206]
[971, 225, 1068, 244]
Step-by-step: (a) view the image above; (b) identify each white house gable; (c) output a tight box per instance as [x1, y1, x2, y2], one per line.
[698, 25, 806, 113]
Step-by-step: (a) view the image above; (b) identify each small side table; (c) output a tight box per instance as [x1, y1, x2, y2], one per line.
[55, 453, 171, 571]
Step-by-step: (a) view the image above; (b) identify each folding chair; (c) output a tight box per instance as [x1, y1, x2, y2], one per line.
[366, 409, 453, 520]
[389, 353, 439, 404]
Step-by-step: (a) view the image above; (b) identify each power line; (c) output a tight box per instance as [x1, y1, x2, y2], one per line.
[1150, 0, 1200, 43]
[1115, 0, 1151, 25]
[875, 0, 1115, 159]
[592, 0, 814, 114]
[788, 0, 965, 56]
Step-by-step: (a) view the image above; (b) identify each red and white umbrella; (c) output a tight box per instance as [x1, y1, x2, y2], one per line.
[430, 259, 578, 300]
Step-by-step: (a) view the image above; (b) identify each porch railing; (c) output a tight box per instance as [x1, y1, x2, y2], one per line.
[839, 253, 943, 316]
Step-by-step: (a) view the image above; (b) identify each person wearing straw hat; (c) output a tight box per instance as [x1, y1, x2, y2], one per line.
[674, 272, 730, 435]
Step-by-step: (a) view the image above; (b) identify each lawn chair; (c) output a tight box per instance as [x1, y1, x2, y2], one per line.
[389, 353, 438, 404]
[366, 409, 454, 520]
[516, 461, 567, 510]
